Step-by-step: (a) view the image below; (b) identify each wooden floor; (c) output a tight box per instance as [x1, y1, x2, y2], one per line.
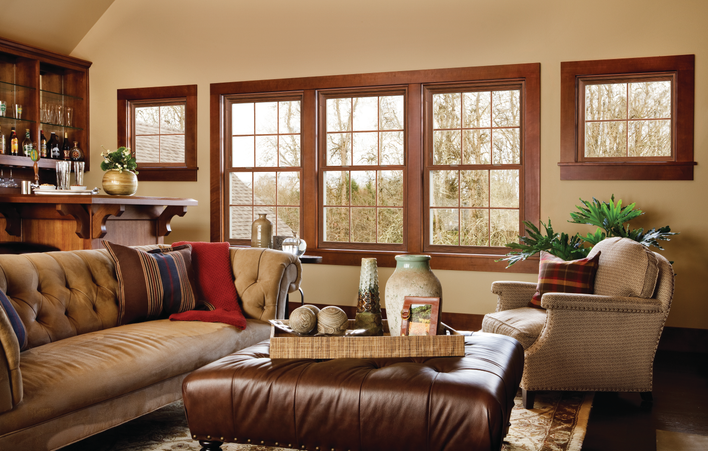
[583, 350, 708, 451]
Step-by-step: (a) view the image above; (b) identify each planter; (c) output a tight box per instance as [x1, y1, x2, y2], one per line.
[102, 170, 137, 196]
[384, 255, 442, 336]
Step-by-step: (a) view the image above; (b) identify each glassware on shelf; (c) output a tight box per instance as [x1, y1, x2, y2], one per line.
[7, 168, 17, 188]
[55, 161, 70, 190]
[0, 169, 6, 187]
[13, 104, 22, 120]
[65, 107, 73, 127]
[0, 101, 6, 117]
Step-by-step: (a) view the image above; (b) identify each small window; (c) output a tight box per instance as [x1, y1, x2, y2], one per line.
[118, 85, 197, 181]
[560, 55, 695, 180]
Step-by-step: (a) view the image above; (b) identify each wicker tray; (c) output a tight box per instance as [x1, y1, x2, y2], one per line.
[269, 319, 465, 359]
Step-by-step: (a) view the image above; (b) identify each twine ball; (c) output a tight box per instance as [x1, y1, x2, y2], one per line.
[317, 306, 348, 335]
[289, 306, 317, 334]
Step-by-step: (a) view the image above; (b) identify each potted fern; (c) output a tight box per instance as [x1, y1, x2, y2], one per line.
[500, 195, 677, 267]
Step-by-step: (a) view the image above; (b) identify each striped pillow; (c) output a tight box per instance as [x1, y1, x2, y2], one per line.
[103, 241, 198, 325]
[0, 288, 27, 351]
[529, 251, 601, 309]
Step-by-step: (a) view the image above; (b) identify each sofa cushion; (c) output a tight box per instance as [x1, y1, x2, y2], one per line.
[529, 251, 601, 308]
[0, 289, 26, 351]
[588, 237, 659, 298]
[482, 307, 547, 349]
[103, 241, 198, 325]
[0, 318, 272, 435]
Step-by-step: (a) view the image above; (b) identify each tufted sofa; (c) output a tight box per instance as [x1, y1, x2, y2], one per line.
[0, 246, 301, 450]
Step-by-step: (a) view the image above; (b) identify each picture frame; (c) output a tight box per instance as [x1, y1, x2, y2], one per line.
[400, 296, 440, 336]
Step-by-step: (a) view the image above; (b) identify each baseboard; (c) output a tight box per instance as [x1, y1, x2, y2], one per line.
[288, 302, 707, 353]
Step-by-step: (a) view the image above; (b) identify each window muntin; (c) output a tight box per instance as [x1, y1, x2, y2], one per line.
[321, 93, 405, 246]
[134, 101, 186, 163]
[581, 77, 672, 159]
[427, 87, 522, 249]
[227, 98, 302, 240]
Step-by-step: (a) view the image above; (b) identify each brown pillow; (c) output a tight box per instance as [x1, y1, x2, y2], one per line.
[103, 241, 198, 325]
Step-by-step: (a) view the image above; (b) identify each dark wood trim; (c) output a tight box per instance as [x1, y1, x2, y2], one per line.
[0, 36, 91, 71]
[560, 54, 695, 180]
[117, 84, 198, 182]
[210, 64, 541, 274]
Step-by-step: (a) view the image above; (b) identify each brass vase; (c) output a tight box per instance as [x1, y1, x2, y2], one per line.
[102, 170, 138, 196]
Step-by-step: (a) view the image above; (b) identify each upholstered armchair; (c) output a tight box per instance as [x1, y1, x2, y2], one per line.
[482, 237, 675, 408]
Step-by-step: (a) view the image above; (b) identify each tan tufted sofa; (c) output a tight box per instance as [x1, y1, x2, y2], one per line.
[0, 246, 301, 450]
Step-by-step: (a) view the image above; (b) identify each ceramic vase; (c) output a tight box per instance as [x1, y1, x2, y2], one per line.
[354, 258, 383, 336]
[102, 170, 137, 196]
[251, 213, 272, 248]
[384, 255, 442, 336]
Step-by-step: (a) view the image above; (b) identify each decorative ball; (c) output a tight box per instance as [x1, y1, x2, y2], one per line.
[289, 306, 317, 334]
[302, 304, 320, 315]
[317, 306, 349, 336]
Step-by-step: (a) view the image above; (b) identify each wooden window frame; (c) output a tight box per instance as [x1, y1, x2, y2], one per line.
[210, 64, 540, 272]
[560, 55, 695, 180]
[118, 84, 198, 181]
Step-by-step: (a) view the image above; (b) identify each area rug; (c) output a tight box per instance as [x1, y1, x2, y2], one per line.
[64, 391, 593, 451]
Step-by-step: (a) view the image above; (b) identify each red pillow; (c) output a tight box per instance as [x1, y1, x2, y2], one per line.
[529, 251, 601, 309]
[169, 241, 247, 329]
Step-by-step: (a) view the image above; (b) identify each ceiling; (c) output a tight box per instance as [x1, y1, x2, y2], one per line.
[0, 0, 115, 55]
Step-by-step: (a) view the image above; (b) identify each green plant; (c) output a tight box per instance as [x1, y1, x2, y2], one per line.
[100, 146, 138, 174]
[499, 195, 677, 267]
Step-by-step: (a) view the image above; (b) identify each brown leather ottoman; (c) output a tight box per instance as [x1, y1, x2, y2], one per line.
[183, 332, 524, 451]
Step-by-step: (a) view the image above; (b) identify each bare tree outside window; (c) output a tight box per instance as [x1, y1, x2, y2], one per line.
[322, 94, 404, 244]
[134, 103, 186, 163]
[429, 88, 521, 247]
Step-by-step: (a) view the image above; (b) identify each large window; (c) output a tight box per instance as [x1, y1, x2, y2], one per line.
[118, 85, 197, 181]
[211, 64, 540, 271]
[560, 55, 695, 180]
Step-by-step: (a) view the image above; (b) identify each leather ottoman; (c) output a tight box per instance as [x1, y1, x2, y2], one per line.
[182, 332, 524, 451]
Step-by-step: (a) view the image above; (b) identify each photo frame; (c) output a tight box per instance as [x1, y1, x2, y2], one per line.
[400, 296, 440, 336]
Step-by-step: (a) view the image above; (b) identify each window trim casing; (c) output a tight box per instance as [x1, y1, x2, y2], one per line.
[117, 84, 198, 181]
[559, 55, 695, 180]
[210, 64, 540, 273]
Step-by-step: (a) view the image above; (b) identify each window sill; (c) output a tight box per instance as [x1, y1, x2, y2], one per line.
[559, 161, 696, 181]
[137, 167, 198, 182]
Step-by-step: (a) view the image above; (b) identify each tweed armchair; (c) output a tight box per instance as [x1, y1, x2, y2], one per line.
[482, 237, 675, 408]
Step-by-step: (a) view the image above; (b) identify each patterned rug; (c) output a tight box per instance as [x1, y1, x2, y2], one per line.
[64, 391, 593, 451]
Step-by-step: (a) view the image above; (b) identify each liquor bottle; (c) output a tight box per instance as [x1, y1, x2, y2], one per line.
[9, 128, 18, 156]
[62, 132, 71, 160]
[22, 129, 32, 157]
[39, 130, 48, 158]
[0, 126, 5, 155]
[70, 141, 83, 161]
[48, 132, 60, 159]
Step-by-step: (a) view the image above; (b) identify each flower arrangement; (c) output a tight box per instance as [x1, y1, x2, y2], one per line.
[100, 146, 138, 174]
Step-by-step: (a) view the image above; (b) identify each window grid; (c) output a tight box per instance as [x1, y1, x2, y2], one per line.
[228, 98, 302, 240]
[134, 103, 186, 164]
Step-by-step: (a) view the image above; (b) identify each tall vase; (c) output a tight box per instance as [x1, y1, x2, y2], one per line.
[354, 258, 383, 336]
[251, 213, 272, 248]
[384, 255, 442, 336]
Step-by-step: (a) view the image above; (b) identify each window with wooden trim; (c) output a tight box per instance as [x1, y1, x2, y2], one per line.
[226, 96, 302, 239]
[117, 85, 197, 181]
[211, 64, 540, 272]
[560, 55, 695, 180]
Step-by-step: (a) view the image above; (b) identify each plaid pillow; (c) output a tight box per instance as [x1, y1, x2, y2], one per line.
[529, 251, 601, 309]
[103, 241, 198, 325]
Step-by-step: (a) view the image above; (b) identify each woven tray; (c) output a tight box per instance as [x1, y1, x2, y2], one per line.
[269, 319, 465, 359]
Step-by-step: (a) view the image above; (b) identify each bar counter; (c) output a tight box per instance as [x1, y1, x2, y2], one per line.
[0, 193, 198, 251]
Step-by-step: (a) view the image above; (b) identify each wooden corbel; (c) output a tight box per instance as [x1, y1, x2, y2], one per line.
[0, 205, 22, 237]
[91, 204, 125, 238]
[57, 204, 91, 239]
[156, 205, 188, 237]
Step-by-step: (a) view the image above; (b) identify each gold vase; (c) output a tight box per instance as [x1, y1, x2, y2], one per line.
[102, 170, 138, 196]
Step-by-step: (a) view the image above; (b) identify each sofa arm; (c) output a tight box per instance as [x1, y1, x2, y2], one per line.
[541, 293, 664, 313]
[491, 281, 537, 311]
[0, 303, 22, 413]
[230, 248, 302, 321]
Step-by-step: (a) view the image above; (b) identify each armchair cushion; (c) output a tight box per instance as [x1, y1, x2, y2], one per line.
[588, 237, 659, 299]
[481, 307, 547, 349]
[529, 251, 601, 308]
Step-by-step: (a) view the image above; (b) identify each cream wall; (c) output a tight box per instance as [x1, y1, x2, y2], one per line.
[72, 0, 707, 329]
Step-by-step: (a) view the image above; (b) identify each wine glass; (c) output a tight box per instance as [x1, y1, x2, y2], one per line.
[0, 169, 6, 188]
[8, 168, 17, 188]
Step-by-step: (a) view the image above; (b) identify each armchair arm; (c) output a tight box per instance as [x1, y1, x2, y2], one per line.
[0, 304, 22, 413]
[491, 281, 537, 311]
[541, 293, 664, 313]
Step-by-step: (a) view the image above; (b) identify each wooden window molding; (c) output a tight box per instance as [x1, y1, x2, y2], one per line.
[560, 55, 695, 180]
[210, 64, 540, 273]
[118, 85, 198, 181]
